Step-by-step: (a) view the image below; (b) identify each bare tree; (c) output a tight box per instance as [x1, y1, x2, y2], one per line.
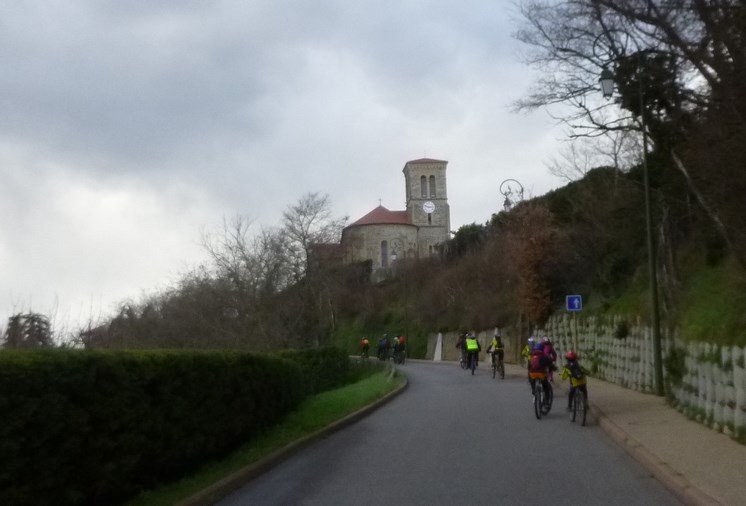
[281, 192, 348, 282]
[515, 0, 746, 266]
[547, 129, 638, 181]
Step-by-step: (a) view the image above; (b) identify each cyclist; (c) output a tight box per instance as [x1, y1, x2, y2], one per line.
[465, 332, 481, 372]
[561, 351, 589, 411]
[359, 336, 370, 357]
[541, 336, 558, 381]
[528, 341, 553, 400]
[397, 335, 406, 360]
[488, 332, 505, 370]
[377, 334, 388, 360]
[456, 332, 468, 367]
[521, 336, 536, 367]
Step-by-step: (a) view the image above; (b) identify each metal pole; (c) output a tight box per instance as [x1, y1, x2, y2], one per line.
[639, 69, 664, 396]
[404, 261, 409, 343]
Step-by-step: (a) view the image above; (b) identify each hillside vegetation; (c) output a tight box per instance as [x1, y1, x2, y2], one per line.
[5, 1, 745, 354]
[329, 166, 746, 352]
[9, 162, 734, 355]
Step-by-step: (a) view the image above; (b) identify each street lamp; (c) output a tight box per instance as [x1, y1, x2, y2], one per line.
[599, 63, 664, 396]
[390, 249, 408, 347]
[499, 179, 524, 212]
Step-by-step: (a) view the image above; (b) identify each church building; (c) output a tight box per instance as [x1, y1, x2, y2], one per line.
[340, 158, 451, 273]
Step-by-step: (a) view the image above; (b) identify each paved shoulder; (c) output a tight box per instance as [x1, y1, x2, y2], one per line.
[590, 378, 746, 505]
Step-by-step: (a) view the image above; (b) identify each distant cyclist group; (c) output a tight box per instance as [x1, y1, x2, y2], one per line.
[360, 329, 589, 423]
[456, 331, 589, 424]
[359, 333, 406, 364]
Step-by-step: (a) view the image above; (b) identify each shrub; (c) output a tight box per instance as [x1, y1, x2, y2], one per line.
[0, 349, 304, 506]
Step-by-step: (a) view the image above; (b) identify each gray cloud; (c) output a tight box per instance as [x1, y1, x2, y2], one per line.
[1, 1, 568, 333]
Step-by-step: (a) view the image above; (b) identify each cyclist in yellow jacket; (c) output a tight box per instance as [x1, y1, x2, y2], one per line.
[561, 350, 589, 411]
[521, 336, 536, 367]
[465, 333, 481, 373]
[488, 333, 504, 369]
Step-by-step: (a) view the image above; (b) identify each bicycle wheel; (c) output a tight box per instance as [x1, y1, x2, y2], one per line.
[498, 361, 505, 379]
[470, 355, 476, 375]
[577, 390, 587, 426]
[541, 383, 553, 415]
[533, 384, 543, 419]
[492, 359, 497, 379]
[570, 390, 577, 423]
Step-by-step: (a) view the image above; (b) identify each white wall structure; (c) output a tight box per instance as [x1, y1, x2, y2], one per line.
[425, 314, 746, 441]
[539, 314, 746, 442]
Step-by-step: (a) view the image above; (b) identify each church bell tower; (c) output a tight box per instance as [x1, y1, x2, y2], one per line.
[403, 158, 450, 257]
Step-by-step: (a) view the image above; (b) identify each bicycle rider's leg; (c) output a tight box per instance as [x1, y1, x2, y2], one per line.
[542, 378, 551, 395]
[568, 386, 575, 410]
[579, 384, 588, 404]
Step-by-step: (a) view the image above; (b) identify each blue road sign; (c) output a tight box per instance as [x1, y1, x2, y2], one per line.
[566, 295, 582, 311]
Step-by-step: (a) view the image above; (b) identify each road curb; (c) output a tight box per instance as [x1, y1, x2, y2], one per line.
[591, 403, 722, 506]
[177, 371, 408, 506]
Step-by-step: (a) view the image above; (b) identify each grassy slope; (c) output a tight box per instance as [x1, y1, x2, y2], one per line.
[600, 255, 746, 346]
[677, 258, 746, 345]
[128, 367, 405, 506]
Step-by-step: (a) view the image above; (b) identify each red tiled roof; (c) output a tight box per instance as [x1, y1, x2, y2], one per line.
[406, 158, 447, 164]
[348, 205, 413, 227]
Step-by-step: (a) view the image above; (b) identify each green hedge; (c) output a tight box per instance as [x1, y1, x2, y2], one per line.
[0, 349, 305, 506]
[277, 346, 356, 395]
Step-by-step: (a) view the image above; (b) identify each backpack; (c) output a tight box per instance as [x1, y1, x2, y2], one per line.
[569, 362, 584, 379]
[529, 353, 543, 371]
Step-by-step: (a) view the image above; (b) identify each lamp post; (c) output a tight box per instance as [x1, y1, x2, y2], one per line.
[391, 249, 409, 346]
[499, 179, 524, 212]
[600, 65, 664, 396]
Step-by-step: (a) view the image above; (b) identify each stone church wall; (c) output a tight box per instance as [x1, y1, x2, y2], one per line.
[342, 224, 417, 268]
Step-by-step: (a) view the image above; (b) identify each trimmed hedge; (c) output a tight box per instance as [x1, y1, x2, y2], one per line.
[277, 346, 357, 395]
[0, 349, 305, 506]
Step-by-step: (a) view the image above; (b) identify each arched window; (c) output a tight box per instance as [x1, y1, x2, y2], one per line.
[429, 175, 436, 197]
[420, 176, 427, 198]
[381, 240, 389, 267]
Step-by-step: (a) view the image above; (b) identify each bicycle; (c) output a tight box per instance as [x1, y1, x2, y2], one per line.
[468, 352, 477, 375]
[532, 379, 553, 419]
[492, 352, 505, 379]
[393, 348, 407, 365]
[542, 381, 553, 415]
[491, 352, 505, 379]
[533, 381, 545, 419]
[570, 387, 588, 426]
[459, 349, 468, 369]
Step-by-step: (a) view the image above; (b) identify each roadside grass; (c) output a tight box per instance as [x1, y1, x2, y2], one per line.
[127, 366, 405, 506]
[678, 258, 746, 345]
[603, 275, 648, 317]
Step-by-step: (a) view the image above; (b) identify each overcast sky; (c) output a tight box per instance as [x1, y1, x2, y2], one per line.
[1, 1, 573, 336]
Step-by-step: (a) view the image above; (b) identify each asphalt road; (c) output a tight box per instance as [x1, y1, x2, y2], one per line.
[218, 361, 679, 506]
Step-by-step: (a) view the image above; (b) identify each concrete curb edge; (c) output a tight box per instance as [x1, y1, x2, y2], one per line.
[591, 403, 722, 506]
[177, 371, 409, 506]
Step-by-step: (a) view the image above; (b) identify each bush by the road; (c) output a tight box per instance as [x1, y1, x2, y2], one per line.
[278, 346, 359, 395]
[0, 349, 308, 506]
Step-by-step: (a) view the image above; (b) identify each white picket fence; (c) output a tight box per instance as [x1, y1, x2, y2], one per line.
[538, 314, 746, 441]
